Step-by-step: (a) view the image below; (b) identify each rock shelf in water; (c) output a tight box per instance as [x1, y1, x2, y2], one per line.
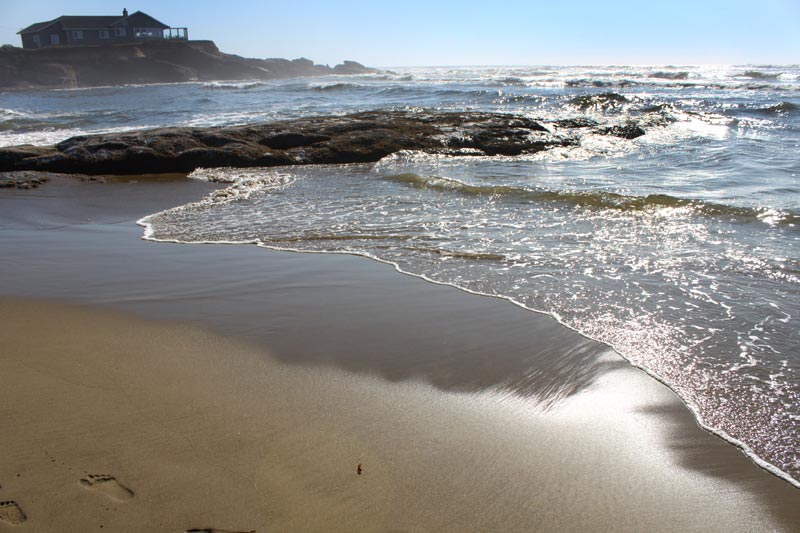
[0, 110, 645, 175]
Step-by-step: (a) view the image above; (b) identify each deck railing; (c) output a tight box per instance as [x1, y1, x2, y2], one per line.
[164, 27, 188, 40]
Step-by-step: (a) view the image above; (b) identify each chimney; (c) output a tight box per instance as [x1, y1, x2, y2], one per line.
[123, 8, 128, 17]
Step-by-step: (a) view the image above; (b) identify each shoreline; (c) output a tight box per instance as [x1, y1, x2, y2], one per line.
[2, 176, 799, 530]
[140, 217, 800, 489]
[7, 296, 797, 531]
[138, 171, 800, 490]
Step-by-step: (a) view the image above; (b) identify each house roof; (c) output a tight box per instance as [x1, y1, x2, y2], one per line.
[18, 11, 170, 34]
[111, 12, 170, 29]
[17, 21, 54, 34]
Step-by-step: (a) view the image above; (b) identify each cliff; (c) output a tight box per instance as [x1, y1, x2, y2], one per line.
[0, 40, 377, 90]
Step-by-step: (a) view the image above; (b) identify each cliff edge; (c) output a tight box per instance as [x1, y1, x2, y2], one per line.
[0, 40, 377, 90]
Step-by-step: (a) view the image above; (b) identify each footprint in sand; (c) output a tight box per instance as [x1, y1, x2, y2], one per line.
[0, 501, 27, 525]
[79, 474, 134, 501]
[186, 527, 256, 533]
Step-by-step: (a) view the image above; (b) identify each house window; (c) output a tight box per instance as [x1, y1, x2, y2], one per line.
[50, 34, 60, 45]
[32, 34, 41, 47]
[71, 30, 83, 40]
[99, 30, 110, 39]
[114, 27, 126, 37]
[134, 27, 161, 39]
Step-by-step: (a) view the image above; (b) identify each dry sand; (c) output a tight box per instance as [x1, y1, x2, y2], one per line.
[1, 177, 799, 531]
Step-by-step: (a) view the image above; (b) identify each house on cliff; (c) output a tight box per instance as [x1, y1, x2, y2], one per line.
[17, 9, 188, 49]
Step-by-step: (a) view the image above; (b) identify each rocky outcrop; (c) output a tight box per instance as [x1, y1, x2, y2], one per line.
[0, 111, 578, 175]
[598, 122, 647, 140]
[0, 171, 51, 188]
[0, 40, 377, 90]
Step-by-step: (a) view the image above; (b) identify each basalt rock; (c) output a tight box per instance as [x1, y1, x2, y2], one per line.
[0, 171, 51, 189]
[570, 92, 630, 111]
[596, 122, 647, 140]
[0, 111, 575, 175]
[550, 118, 600, 129]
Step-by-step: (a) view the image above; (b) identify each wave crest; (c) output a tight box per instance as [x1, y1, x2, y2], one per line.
[385, 173, 799, 225]
[202, 81, 266, 90]
[311, 82, 363, 91]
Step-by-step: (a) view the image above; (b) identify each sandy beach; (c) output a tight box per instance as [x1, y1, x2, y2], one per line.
[1, 176, 799, 532]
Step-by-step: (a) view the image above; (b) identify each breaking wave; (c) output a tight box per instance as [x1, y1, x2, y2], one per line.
[311, 82, 364, 91]
[743, 70, 783, 80]
[385, 173, 800, 225]
[202, 81, 267, 90]
[757, 101, 799, 114]
[651, 71, 690, 80]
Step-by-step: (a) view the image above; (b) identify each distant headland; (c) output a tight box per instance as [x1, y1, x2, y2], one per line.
[2, 8, 376, 90]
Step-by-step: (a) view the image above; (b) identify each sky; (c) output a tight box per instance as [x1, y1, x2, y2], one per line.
[1, 0, 798, 67]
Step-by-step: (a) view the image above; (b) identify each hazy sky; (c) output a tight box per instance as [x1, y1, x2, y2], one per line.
[1, 0, 798, 66]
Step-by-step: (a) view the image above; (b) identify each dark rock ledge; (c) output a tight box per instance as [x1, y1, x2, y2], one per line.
[0, 111, 643, 176]
[0, 171, 50, 189]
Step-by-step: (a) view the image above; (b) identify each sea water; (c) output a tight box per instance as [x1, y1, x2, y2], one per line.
[3, 65, 799, 486]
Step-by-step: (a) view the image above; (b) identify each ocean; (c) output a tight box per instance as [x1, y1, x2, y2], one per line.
[2, 64, 798, 487]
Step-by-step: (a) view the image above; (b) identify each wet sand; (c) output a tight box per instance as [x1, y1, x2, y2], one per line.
[1, 176, 798, 531]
